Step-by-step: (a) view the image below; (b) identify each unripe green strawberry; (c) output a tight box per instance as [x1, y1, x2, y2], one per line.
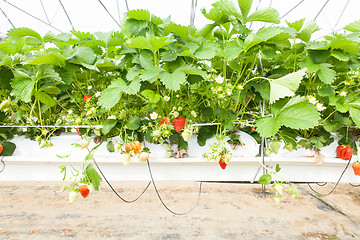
[120, 153, 131, 166]
[181, 129, 192, 141]
[94, 128, 101, 136]
[270, 141, 281, 154]
[119, 109, 127, 119]
[69, 191, 77, 203]
[173, 111, 179, 118]
[35, 136, 41, 142]
[190, 111, 197, 118]
[163, 143, 171, 151]
[265, 148, 272, 155]
[217, 86, 223, 92]
[152, 130, 161, 138]
[0, 100, 10, 109]
[39, 140, 47, 149]
[225, 88, 232, 96]
[285, 143, 293, 152]
[75, 118, 82, 125]
[274, 183, 284, 196]
[217, 94, 224, 100]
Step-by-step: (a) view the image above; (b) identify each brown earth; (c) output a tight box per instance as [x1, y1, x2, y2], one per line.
[0, 181, 359, 240]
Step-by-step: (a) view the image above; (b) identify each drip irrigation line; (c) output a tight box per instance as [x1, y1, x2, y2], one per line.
[1, 0, 62, 32]
[313, 0, 331, 21]
[58, 0, 74, 31]
[82, 136, 151, 203]
[146, 159, 202, 215]
[0, 156, 5, 173]
[98, 0, 121, 28]
[280, 0, 304, 19]
[0, 6, 15, 28]
[92, 157, 151, 203]
[315, 182, 327, 187]
[334, 0, 350, 30]
[39, 0, 50, 24]
[349, 183, 360, 187]
[307, 155, 353, 196]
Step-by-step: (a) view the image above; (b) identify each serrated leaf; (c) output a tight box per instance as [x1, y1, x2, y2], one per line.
[224, 41, 243, 60]
[196, 23, 217, 38]
[71, 31, 95, 40]
[331, 51, 349, 61]
[244, 27, 283, 50]
[35, 91, 56, 107]
[126, 9, 151, 21]
[99, 78, 124, 110]
[10, 77, 35, 103]
[238, 0, 253, 19]
[344, 19, 360, 32]
[318, 63, 335, 84]
[103, 119, 117, 135]
[318, 86, 335, 97]
[94, 31, 113, 44]
[141, 66, 164, 81]
[246, 8, 280, 24]
[85, 164, 102, 191]
[7, 27, 42, 43]
[177, 65, 206, 77]
[75, 46, 96, 64]
[28, 52, 66, 67]
[160, 51, 178, 62]
[350, 108, 360, 128]
[277, 102, 320, 129]
[141, 89, 161, 103]
[255, 117, 282, 138]
[159, 70, 186, 91]
[0, 141, 16, 156]
[286, 18, 305, 31]
[213, 0, 242, 22]
[126, 116, 141, 130]
[165, 23, 189, 42]
[259, 174, 272, 185]
[107, 141, 115, 152]
[268, 69, 306, 104]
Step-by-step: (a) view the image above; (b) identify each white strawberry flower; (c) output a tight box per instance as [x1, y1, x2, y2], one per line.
[316, 103, 326, 111]
[339, 91, 347, 97]
[87, 85, 92, 90]
[67, 110, 73, 114]
[215, 75, 224, 84]
[163, 96, 170, 101]
[95, 91, 101, 97]
[307, 96, 317, 105]
[107, 115, 116, 120]
[150, 112, 158, 120]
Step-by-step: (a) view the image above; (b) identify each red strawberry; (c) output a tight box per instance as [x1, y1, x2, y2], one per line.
[172, 117, 186, 132]
[84, 95, 92, 103]
[79, 185, 90, 198]
[159, 117, 169, 126]
[352, 162, 360, 176]
[0, 144, 3, 154]
[219, 156, 227, 170]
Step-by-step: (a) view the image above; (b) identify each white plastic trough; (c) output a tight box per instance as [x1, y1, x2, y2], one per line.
[0, 132, 359, 183]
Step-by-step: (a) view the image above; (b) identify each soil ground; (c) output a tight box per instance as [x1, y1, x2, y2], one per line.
[0, 181, 360, 240]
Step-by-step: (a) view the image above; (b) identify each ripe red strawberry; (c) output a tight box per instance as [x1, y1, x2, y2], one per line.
[79, 185, 90, 198]
[159, 117, 169, 126]
[84, 95, 92, 103]
[0, 144, 3, 155]
[172, 117, 186, 132]
[352, 162, 360, 176]
[219, 156, 227, 170]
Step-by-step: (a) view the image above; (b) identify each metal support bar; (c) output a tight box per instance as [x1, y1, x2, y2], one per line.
[314, 0, 331, 21]
[0, 5, 15, 28]
[98, 0, 121, 28]
[39, 0, 50, 24]
[1, 0, 62, 32]
[58, 0, 74, 31]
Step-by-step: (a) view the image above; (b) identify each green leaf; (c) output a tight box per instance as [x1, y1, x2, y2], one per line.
[141, 66, 164, 82]
[244, 27, 283, 50]
[246, 8, 280, 24]
[99, 80, 123, 110]
[238, 0, 253, 19]
[0, 66, 14, 89]
[0, 141, 16, 156]
[344, 19, 360, 32]
[141, 89, 161, 103]
[159, 70, 186, 91]
[126, 33, 175, 52]
[255, 117, 282, 138]
[28, 52, 66, 67]
[202, 107, 213, 120]
[85, 164, 102, 191]
[103, 119, 117, 135]
[7, 27, 42, 43]
[126, 9, 151, 21]
[160, 51, 178, 62]
[165, 23, 189, 42]
[224, 41, 243, 60]
[223, 119, 234, 131]
[350, 108, 360, 128]
[35, 91, 56, 107]
[331, 51, 349, 62]
[10, 77, 35, 103]
[39, 86, 61, 95]
[126, 116, 141, 130]
[268, 69, 306, 104]
[318, 63, 335, 84]
[177, 65, 206, 77]
[259, 174, 272, 185]
[213, 0, 242, 22]
[286, 18, 305, 31]
[318, 86, 335, 97]
[71, 31, 95, 40]
[277, 102, 320, 130]
[75, 46, 96, 64]
[297, 21, 319, 42]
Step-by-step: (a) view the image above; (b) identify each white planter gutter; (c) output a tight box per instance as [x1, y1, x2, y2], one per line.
[0, 133, 359, 183]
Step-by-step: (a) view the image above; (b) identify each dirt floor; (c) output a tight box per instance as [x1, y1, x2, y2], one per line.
[0, 181, 359, 240]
